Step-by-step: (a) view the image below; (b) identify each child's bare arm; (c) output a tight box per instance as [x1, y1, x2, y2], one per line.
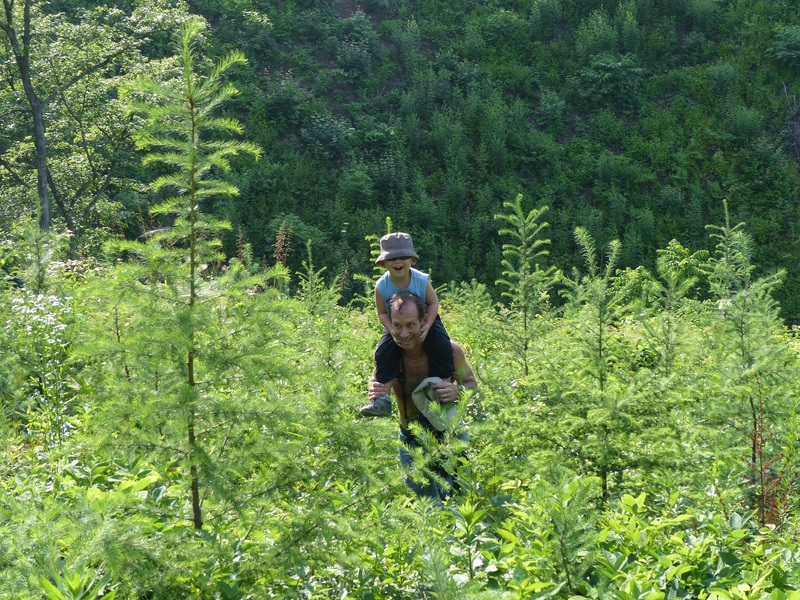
[375, 287, 393, 332]
[419, 281, 439, 341]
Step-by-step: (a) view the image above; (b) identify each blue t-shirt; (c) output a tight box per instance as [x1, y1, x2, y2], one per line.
[376, 268, 429, 314]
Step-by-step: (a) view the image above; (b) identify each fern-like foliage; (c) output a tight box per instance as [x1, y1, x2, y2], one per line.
[495, 193, 554, 314]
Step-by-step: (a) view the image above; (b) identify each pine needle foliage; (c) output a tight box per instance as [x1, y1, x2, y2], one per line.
[126, 19, 262, 208]
[9, 148, 800, 597]
[560, 227, 624, 395]
[54, 18, 401, 587]
[624, 241, 710, 494]
[540, 472, 600, 595]
[14, 220, 69, 296]
[495, 194, 554, 316]
[638, 239, 707, 375]
[537, 228, 682, 503]
[87, 14, 266, 536]
[441, 280, 499, 367]
[702, 201, 798, 524]
[495, 193, 557, 378]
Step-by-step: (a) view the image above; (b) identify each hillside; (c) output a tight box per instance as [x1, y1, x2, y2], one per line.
[2, 0, 800, 317]
[2, 6, 800, 595]
[191, 0, 800, 319]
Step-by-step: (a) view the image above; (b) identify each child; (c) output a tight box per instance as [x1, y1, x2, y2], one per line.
[360, 232, 455, 417]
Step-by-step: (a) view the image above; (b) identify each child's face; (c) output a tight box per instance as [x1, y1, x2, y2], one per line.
[381, 256, 415, 279]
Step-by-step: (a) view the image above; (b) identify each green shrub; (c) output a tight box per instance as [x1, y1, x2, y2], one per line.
[705, 61, 740, 98]
[616, 0, 641, 55]
[336, 11, 378, 80]
[576, 52, 644, 110]
[260, 73, 308, 129]
[576, 9, 618, 61]
[767, 26, 800, 71]
[598, 494, 800, 598]
[535, 88, 566, 135]
[727, 105, 763, 142]
[299, 113, 354, 162]
[481, 9, 530, 54]
[687, 0, 718, 36]
[530, 0, 564, 40]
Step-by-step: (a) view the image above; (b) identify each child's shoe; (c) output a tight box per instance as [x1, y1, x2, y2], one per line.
[360, 394, 392, 417]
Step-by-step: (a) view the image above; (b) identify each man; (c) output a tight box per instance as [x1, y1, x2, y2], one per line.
[367, 291, 477, 500]
[360, 231, 453, 418]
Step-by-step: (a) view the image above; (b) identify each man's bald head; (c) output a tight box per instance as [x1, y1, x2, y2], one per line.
[389, 291, 425, 321]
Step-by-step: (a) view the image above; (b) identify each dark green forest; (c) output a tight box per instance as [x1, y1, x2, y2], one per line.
[3, 0, 800, 318]
[4, 0, 800, 598]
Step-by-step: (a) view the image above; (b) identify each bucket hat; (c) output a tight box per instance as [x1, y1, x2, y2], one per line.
[376, 232, 419, 263]
[412, 377, 457, 432]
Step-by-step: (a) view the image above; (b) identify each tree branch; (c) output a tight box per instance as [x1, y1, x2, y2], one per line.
[0, 154, 27, 187]
[46, 169, 75, 232]
[42, 51, 125, 106]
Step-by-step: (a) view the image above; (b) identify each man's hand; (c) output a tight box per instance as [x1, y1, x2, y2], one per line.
[368, 379, 391, 400]
[434, 380, 462, 403]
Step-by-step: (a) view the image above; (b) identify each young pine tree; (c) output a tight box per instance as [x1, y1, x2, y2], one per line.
[555, 228, 629, 502]
[551, 229, 676, 503]
[494, 193, 556, 378]
[74, 21, 397, 594]
[632, 240, 709, 493]
[702, 202, 798, 524]
[95, 16, 264, 531]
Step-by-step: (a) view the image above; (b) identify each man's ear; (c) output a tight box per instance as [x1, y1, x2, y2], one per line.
[411, 257, 419, 265]
[421, 313, 429, 328]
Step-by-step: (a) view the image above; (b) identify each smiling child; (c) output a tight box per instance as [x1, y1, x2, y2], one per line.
[360, 232, 455, 417]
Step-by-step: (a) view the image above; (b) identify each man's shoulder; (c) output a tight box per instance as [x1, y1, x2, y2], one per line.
[450, 340, 466, 360]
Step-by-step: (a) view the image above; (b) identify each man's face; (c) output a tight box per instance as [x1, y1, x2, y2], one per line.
[391, 302, 427, 350]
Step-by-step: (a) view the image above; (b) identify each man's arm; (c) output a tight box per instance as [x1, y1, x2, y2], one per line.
[433, 341, 476, 403]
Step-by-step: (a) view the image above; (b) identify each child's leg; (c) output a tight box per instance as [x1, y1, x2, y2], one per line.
[374, 329, 402, 383]
[424, 317, 455, 379]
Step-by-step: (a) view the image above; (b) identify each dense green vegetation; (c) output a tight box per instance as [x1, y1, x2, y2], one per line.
[3, 0, 800, 319]
[4, 174, 800, 597]
[4, 0, 800, 597]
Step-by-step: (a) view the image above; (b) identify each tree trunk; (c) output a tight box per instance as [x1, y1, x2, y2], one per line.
[2, 0, 51, 230]
[188, 404, 203, 530]
[30, 95, 50, 230]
